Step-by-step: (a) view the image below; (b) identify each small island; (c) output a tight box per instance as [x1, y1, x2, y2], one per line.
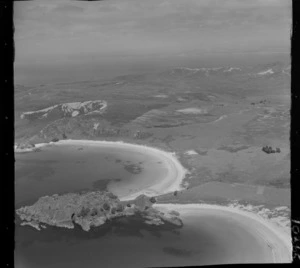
[16, 191, 183, 231]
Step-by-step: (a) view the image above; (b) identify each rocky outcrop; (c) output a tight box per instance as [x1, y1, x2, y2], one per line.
[20, 100, 107, 121]
[16, 191, 182, 231]
[15, 143, 35, 150]
[14, 142, 37, 153]
[123, 163, 143, 174]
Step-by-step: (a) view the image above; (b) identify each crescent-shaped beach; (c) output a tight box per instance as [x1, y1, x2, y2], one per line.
[154, 203, 292, 263]
[15, 139, 189, 201]
[15, 139, 292, 264]
[57, 139, 189, 200]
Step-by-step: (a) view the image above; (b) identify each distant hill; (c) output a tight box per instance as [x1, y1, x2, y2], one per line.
[20, 100, 107, 121]
[161, 61, 290, 78]
[14, 61, 290, 145]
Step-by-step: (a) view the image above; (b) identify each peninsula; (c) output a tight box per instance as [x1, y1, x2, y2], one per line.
[16, 191, 183, 231]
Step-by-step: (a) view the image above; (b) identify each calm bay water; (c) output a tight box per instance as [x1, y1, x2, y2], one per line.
[15, 209, 272, 268]
[15, 144, 273, 267]
[15, 144, 168, 206]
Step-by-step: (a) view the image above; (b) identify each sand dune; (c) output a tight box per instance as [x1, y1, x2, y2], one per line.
[154, 203, 292, 263]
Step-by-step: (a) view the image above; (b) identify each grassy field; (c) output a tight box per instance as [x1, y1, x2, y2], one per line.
[15, 62, 290, 207]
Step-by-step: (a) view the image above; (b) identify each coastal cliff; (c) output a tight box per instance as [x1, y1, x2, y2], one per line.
[16, 191, 183, 231]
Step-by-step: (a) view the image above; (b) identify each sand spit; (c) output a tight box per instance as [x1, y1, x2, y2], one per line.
[17, 139, 188, 200]
[154, 203, 292, 263]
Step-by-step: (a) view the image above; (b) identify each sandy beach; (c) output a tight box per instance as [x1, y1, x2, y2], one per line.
[15, 139, 188, 200]
[154, 203, 292, 263]
[15, 140, 292, 263]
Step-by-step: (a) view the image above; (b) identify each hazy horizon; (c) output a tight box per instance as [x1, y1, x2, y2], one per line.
[14, 0, 291, 86]
[14, 2, 292, 266]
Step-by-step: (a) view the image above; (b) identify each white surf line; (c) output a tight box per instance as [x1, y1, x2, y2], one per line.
[18, 139, 189, 200]
[254, 226, 278, 262]
[154, 203, 292, 263]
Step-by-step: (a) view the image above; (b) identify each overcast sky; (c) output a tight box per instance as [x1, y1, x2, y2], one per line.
[14, 0, 291, 64]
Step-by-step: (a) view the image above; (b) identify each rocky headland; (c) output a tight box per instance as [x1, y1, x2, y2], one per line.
[20, 100, 107, 121]
[16, 191, 183, 231]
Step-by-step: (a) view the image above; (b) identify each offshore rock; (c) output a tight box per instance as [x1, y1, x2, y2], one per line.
[16, 191, 183, 231]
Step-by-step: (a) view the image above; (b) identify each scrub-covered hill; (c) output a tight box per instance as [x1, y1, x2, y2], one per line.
[14, 61, 290, 200]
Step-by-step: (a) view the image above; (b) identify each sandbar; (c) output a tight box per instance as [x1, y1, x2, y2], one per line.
[154, 203, 292, 263]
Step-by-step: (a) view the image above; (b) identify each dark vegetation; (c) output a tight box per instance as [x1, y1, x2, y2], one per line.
[123, 164, 143, 174]
[78, 207, 90, 217]
[103, 203, 110, 211]
[149, 197, 157, 203]
[262, 146, 281, 154]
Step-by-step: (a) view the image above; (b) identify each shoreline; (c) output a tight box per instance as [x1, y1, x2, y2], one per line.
[15, 139, 292, 263]
[15, 139, 189, 200]
[14, 142, 50, 153]
[154, 203, 292, 263]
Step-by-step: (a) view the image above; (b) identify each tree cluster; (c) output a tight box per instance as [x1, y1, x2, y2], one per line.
[262, 146, 281, 154]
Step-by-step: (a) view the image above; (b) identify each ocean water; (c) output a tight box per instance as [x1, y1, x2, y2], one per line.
[15, 143, 274, 267]
[15, 208, 273, 268]
[15, 143, 168, 206]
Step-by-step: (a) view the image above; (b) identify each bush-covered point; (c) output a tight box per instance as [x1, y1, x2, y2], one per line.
[103, 203, 110, 211]
[90, 208, 98, 216]
[107, 192, 118, 199]
[111, 207, 116, 214]
[78, 207, 90, 217]
[149, 197, 157, 203]
[116, 204, 124, 212]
